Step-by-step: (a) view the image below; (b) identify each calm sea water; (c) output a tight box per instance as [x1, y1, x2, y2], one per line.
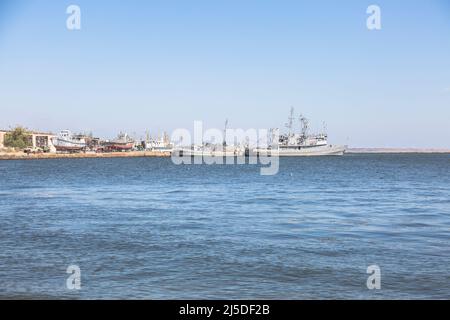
[0, 154, 449, 299]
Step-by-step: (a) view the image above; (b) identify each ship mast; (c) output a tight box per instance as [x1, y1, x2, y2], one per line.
[223, 119, 228, 147]
[285, 107, 295, 135]
[299, 114, 309, 137]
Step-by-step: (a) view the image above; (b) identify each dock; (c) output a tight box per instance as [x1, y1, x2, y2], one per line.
[0, 151, 171, 161]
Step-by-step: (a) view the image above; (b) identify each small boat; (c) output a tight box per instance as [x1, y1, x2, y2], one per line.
[52, 130, 86, 152]
[172, 119, 245, 157]
[173, 143, 245, 157]
[143, 133, 173, 152]
[103, 132, 134, 151]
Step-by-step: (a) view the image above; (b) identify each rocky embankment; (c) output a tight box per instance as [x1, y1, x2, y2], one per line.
[0, 151, 171, 160]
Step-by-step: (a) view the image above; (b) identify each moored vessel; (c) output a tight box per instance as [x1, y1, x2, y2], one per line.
[254, 108, 346, 156]
[52, 130, 86, 152]
[103, 132, 135, 151]
[174, 144, 245, 157]
[143, 132, 174, 152]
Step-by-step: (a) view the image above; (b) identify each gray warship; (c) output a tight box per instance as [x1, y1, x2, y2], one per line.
[254, 108, 346, 156]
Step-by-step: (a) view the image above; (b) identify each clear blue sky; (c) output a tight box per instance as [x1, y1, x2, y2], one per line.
[0, 0, 449, 147]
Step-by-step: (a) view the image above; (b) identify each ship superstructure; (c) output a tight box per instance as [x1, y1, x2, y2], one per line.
[103, 132, 135, 152]
[52, 130, 86, 152]
[255, 108, 346, 156]
[143, 132, 173, 152]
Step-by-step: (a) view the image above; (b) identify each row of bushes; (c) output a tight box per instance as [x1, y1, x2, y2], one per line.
[3, 127, 32, 149]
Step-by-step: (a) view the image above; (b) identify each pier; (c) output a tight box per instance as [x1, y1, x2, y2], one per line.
[0, 150, 171, 160]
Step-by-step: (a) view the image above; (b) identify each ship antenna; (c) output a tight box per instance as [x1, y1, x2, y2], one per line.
[299, 114, 309, 137]
[223, 119, 228, 147]
[285, 107, 294, 135]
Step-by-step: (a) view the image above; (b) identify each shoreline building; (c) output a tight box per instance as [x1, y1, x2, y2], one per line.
[0, 129, 56, 152]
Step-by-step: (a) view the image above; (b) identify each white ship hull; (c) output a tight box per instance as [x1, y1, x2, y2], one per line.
[173, 148, 244, 157]
[253, 145, 346, 157]
[52, 137, 86, 152]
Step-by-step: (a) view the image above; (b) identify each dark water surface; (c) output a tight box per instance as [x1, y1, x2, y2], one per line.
[0, 154, 449, 299]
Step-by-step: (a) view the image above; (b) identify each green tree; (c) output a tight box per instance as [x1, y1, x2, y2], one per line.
[4, 126, 31, 149]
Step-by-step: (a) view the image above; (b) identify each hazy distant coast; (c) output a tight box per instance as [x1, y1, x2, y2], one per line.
[1, 148, 450, 160]
[347, 148, 450, 154]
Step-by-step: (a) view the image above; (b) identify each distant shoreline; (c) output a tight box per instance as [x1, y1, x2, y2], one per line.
[0, 148, 449, 160]
[346, 148, 450, 154]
